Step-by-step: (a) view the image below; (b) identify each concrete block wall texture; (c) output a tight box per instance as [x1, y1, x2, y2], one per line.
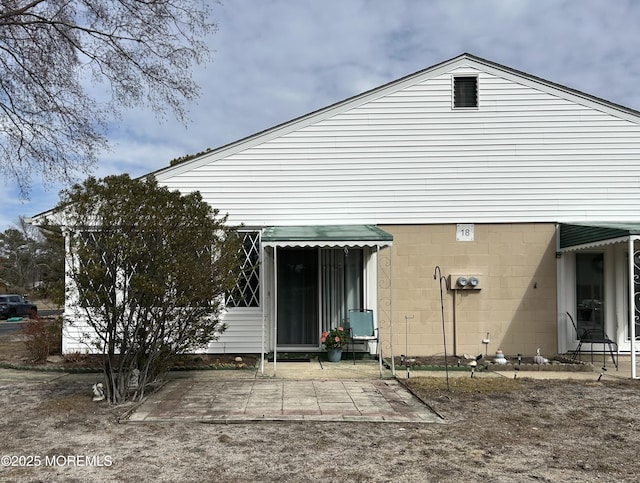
[378, 223, 557, 359]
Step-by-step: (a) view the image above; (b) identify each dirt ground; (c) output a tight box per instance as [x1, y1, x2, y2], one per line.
[1, 330, 640, 482]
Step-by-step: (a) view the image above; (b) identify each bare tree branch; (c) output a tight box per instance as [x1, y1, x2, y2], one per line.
[0, 0, 217, 196]
[0, 1, 46, 21]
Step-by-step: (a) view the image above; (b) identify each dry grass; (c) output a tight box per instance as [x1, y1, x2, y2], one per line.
[2, 328, 640, 481]
[36, 393, 93, 415]
[405, 375, 521, 396]
[0, 335, 27, 363]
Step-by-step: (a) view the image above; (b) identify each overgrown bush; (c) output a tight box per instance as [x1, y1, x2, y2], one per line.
[22, 316, 62, 362]
[57, 175, 242, 403]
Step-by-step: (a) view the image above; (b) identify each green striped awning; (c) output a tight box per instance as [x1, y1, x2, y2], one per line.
[559, 223, 640, 250]
[261, 225, 393, 248]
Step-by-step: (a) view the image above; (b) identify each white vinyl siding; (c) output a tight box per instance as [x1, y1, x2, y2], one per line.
[60, 55, 640, 356]
[204, 308, 263, 354]
[61, 309, 265, 354]
[158, 66, 640, 227]
[61, 320, 96, 354]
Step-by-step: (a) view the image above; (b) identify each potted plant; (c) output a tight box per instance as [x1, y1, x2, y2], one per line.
[321, 326, 349, 362]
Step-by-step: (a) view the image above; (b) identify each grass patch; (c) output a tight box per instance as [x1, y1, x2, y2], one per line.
[37, 393, 93, 415]
[0, 338, 27, 361]
[405, 376, 521, 397]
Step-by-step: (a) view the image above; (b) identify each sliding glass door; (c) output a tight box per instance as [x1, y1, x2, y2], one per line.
[276, 247, 364, 347]
[276, 248, 318, 346]
[575, 252, 605, 335]
[321, 248, 363, 332]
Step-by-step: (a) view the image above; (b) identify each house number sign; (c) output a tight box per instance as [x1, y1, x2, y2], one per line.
[456, 224, 474, 241]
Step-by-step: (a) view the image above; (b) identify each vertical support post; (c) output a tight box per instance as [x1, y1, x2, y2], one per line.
[260, 240, 266, 376]
[389, 245, 395, 377]
[375, 242, 394, 376]
[273, 246, 278, 377]
[452, 290, 457, 357]
[375, 245, 382, 377]
[260, 249, 265, 376]
[629, 237, 637, 379]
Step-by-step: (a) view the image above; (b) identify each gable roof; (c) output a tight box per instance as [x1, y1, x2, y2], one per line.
[153, 52, 640, 181]
[31, 52, 640, 228]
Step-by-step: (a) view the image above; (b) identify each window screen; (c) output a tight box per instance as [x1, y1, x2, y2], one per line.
[454, 76, 478, 108]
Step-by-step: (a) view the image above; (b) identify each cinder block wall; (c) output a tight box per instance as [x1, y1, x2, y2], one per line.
[378, 223, 557, 359]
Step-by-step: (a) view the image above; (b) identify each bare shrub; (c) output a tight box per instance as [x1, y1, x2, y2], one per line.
[22, 317, 62, 362]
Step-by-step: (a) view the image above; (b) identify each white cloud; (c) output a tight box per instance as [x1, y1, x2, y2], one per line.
[3, 0, 640, 230]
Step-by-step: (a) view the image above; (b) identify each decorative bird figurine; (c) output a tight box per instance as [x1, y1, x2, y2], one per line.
[92, 382, 105, 402]
[464, 354, 483, 377]
[533, 348, 549, 365]
[462, 353, 483, 362]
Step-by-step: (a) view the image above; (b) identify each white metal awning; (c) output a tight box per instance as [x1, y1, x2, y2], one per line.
[261, 224, 393, 248]
[259, 225, 394, 377]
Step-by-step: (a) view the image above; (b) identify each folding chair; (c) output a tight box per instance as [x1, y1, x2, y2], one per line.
[347, 309, 383, 377]
[566, 312, 618, 370]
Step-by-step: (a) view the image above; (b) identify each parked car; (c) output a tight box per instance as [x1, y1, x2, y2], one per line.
[0, 294, 38, 319]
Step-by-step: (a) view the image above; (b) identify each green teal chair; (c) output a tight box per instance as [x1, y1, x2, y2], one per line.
[347, 309, 382, 377]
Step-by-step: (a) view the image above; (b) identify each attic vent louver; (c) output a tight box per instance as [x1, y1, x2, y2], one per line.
[453, 76, 478, 108]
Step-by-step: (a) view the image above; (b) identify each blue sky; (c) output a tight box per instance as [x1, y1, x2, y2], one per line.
[2, 0, 640, 231]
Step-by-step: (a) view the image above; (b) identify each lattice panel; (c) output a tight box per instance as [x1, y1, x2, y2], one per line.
[227, 232, 260, 307]
[75, 231, 119, 306]
[634, 248, 640, 340]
